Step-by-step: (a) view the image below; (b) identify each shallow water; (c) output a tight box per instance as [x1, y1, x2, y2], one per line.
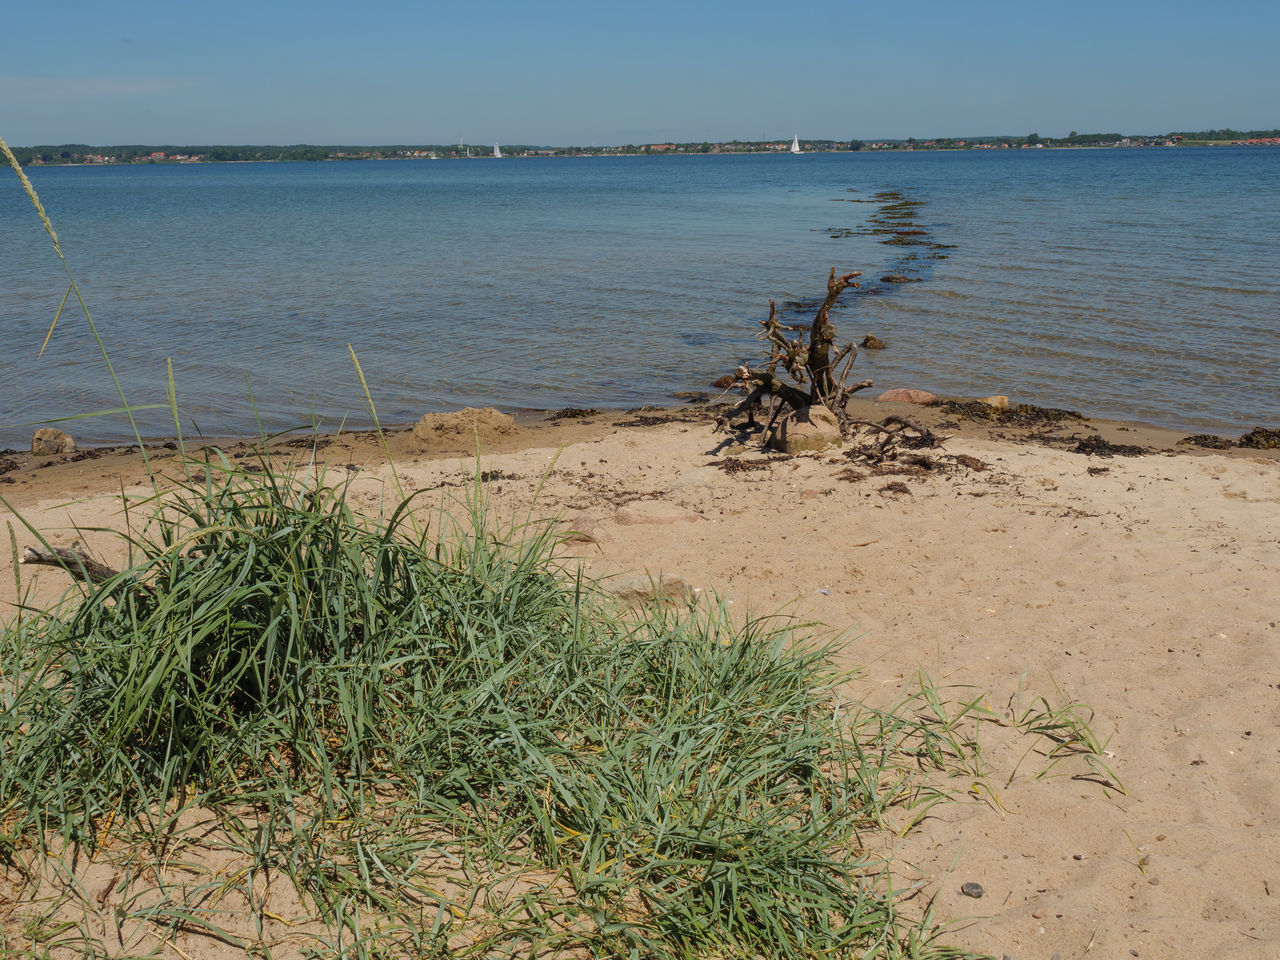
[2, 148, 1277, 444]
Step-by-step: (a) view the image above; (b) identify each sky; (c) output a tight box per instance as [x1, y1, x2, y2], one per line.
[3, 0, 1277, 146]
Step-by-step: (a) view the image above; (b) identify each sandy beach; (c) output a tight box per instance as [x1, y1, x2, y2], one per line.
[2, 397, 1278, 959]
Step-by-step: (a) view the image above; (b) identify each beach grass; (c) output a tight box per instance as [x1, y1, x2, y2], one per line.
[2, 454, 987, 958]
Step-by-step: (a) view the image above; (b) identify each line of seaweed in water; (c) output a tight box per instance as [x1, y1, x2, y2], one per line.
[860, 188, 953, 288]
[816, 189, 955, 294]
[793, 187, 952, 334]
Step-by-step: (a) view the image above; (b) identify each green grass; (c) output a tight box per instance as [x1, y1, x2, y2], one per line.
[1, 457, 984, 958]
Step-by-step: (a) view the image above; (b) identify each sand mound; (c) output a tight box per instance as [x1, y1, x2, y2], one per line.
[412, 407, 519, 450]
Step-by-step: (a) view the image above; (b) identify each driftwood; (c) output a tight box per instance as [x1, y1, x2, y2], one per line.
[715, 268, 869, 439]
[846, 415, 947, 462]
[21, 545, 120, 584]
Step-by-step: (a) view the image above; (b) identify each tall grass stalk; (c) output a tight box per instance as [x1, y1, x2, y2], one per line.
[1, 136, 153, 467]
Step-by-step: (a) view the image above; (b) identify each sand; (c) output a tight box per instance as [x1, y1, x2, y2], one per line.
[2, 400, 1277, 958]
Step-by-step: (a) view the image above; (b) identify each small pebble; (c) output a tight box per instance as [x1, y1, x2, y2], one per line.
[1147, 876, 1161, 885]
[1072, 853, 1084, 860]
[1130, 950, 1140, 957]
[1052, 954, 1062, 960]
[961, 881, 984, 898]
[1032, 908, 1045, 919]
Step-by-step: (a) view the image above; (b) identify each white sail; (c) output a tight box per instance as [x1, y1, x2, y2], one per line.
[790, 134, 802, 154]
[494, 142, 502, 158]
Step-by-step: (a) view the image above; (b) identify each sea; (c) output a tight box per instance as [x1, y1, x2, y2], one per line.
[2, 147, 1278, 445]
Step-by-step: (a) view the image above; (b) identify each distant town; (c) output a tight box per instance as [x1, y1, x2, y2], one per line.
[8, 128, 1279, 166]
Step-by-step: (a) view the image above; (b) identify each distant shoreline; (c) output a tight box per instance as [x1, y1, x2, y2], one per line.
[12, 139, 1278, 168]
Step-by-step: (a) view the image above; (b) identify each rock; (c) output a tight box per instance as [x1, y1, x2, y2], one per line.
[860, 334, 887, 349]
[31, 428, 76, 455]
[768, 405, 842, 454]
[977, 395, 1009, 410]
[711, 374, 736, 390]
[614, 501, 700, 525]
[412, 407, 518, 450]
[559, 515, 604, 545]
[880, 274, 912, 283]
[960, 882, 984, 899]
[671, 390, 708, 400]
[609, 573, 691, 604]
[875, 388, 937, 404]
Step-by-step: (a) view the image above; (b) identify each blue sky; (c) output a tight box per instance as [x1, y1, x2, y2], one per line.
[3, 0, 1276, 145]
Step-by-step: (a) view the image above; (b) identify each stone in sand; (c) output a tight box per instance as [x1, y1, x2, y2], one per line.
[876, 388, 937, 405]
[768, 405, 842, 454]
[31, 428, 76, 455]
[978, 395, 1009, 410]
[608, 573, 692, 604]
[860, 334, 887, 349]
[614, 501, 700, 525]
[560, 515, 604, 545]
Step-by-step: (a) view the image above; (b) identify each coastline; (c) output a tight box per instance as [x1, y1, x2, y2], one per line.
[3, 397, 1279, 957]
[2, 392, 1274, 498]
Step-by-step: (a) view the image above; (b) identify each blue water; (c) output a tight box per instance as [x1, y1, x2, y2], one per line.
[2, 148, 1278, 444]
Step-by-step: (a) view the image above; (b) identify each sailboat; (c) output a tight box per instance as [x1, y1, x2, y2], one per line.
[494, 142, 502, 158]
[790, 134, 802, 155]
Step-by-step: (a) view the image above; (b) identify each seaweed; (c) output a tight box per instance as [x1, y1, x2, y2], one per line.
[715, 456, 788, 474]
[1071, 434, 1147, 457]
[550, 407, 600, 420]
[1177, 434, 1235, 450]
[934, 401, 1086, 427]
[1238, 427, 1280, 449]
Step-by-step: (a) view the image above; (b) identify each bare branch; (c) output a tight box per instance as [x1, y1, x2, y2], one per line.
[21, 545, 120, 584]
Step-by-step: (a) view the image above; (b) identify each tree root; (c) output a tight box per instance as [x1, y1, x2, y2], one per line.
[846, 415, 948, 462]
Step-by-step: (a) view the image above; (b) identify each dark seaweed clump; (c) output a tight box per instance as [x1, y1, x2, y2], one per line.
[1072, 435, 1148, 457]
[1238, 427, 1280, 449]
[1177, 434, 1235, 450]
[1178, 427, 1280, 450]
[934, 401, 1085, 427]
[550, 407, 600, 421]
[715, 456, 786, 474]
